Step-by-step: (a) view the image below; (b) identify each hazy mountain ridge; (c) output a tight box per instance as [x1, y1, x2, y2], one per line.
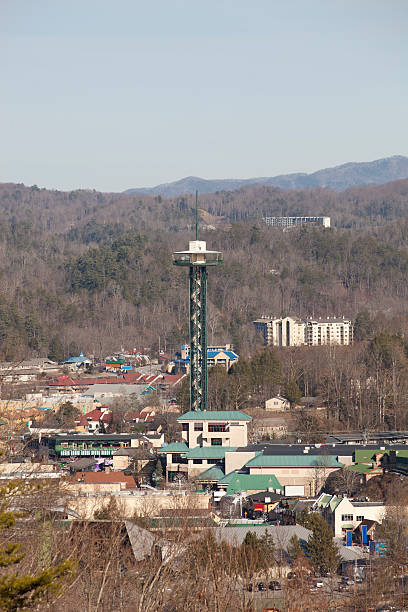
[124, 155, 408, 197]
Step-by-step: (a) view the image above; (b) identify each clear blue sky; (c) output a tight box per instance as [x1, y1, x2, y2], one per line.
[1, 0, 407, 192]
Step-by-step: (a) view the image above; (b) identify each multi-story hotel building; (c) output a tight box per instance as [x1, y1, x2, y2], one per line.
[253, 315, 353, 347]
[263, 216, 331, 229]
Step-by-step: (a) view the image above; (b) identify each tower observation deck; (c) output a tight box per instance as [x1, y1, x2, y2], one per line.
[173, 239, 222, 411]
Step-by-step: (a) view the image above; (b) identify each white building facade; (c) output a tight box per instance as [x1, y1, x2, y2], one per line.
[253, 316, 353, 347]
[314, 493, 385, 537]
[177, 410, 251, 448]
[263, 216, 331, 229]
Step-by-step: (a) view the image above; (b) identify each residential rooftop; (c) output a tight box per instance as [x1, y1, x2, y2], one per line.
[158, 442, 189, 454]
[214, 525, 311, 549]
[55, 433, 149, 441]
[177, 410, 251, 422]
[184, 446, 237, 459]
[217, 470, 283, 493]
[245, 454, 342, 468]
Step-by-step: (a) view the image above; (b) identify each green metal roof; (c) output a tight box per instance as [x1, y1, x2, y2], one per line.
[217, 471, 283, 494]
[348, 463, 377, 473]
[245, 454, 342, 468]
[177, 410, 251, 422]
[316, 494, 332, 508]
[185, 446, 237, 459]
[354, 449, 380, 463]
[158, 442, 189, 454]
[355, 448, 408, 463]
[329, 496, 342, 511]
[197, 466, 225, 482]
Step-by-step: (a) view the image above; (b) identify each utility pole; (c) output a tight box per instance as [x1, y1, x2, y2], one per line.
[173, 192, 222, 411]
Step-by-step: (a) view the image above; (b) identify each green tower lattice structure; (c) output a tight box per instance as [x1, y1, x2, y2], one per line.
[173, 196, 222, 411]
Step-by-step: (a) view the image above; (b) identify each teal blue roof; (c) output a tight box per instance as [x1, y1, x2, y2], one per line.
[177, 410, 251, 422]
[197, 466, 225, 482]
[185, 446, 237, 459]
[245, 454, 342, 468]
[217, 471, 283, 494]
[158, 442, 189, 454]
[63, 352, 88, 364]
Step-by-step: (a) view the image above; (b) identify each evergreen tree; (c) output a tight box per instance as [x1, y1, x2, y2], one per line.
[240, 530, 275, 574]
[155, 458, 164, 482]
[0, 482, 75, 610]
[306, 514, 340, 574]
[287, 534, 303, 562]
[251, 348, 282, 397]
[56, 401, 81, 427]
[284, 378, 302, 407]
[354, 309, 373, 341]
[48, 336, 65, 362]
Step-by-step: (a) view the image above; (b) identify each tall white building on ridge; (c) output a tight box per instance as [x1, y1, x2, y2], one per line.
[253, 315, 353, 347]
[263, 216, 331, 229]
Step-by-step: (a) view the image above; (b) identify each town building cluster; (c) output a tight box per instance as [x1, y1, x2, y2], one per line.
[0, 342, 404, 602]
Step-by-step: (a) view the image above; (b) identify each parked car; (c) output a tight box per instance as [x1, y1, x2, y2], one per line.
[342, 576, 354, 586]
[257, 582, 267, 592]
[269, 580, 281, 591]
[247, 583, 253, 592]
[315, 581, 324, 588]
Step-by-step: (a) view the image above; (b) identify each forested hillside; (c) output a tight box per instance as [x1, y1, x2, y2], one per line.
[1, 179, 408, 362]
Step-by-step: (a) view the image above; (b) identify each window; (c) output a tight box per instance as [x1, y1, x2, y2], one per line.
[207, 458, 217, 464]
[211, 438, 222, 446]
[208, 423, 227, 432]
[341, 514, 353, 521]
[193, 459, 202, 464]
[194, 422, 203, 431]
[61, 443, 68, 448]
[182, 423, 189, 431]
[356, 516, 364, 522]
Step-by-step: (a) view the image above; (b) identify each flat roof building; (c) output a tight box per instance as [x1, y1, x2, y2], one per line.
[254, 315, 353, 347]
[264, 216, 330, 229]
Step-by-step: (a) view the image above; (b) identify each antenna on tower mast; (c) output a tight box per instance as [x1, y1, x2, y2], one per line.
[195, 190, 199, 240]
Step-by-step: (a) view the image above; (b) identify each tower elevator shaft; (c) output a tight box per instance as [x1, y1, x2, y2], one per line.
[189, 264, 208, 411]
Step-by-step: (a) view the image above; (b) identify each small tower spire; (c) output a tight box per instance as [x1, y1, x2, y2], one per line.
[195, 190, 199, 241]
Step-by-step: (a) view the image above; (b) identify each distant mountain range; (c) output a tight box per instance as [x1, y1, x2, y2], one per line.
[124, 155, 408, 197]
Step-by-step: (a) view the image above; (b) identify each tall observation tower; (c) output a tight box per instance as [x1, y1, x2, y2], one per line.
[173, 195, 222, 411]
